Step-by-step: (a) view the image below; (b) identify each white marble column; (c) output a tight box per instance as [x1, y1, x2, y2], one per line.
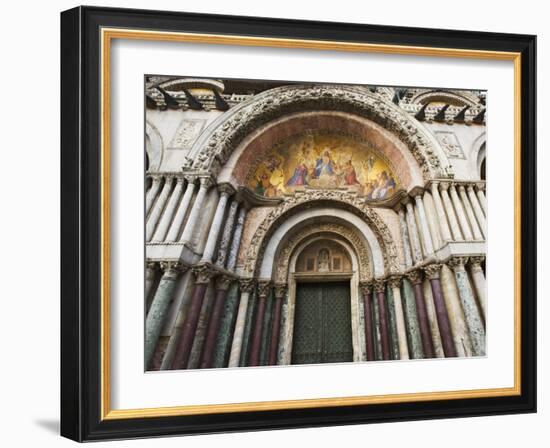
[439, 182, 463, 241]
[145, 175, 162, 216]
[226, 206, 248, 272]
[146, 176, 174, 241]
[449, 183, 473, 240]
[467, 185, 487, 238]
[388, 276, 409, 360]
[431, 182, 453, 243]
[152, 176, 185, 242]
[165, 176, 196, 242]
[397, 206, 413, 269]
[405, 201, 423, 264]
[414, 192, 435, 257]
[469, 256, 487, 321]
[180, 177, 213, 245]
[449, 257, 486, 356]
[145, 262, 158, 306]
[458, 185, 483, 241]
[200, 183, 235, 263]
[423, 191, 443, 250]
[228, 279, 254, 367]
[422, 278, 445, 358]
[215, 200, 239, 268]
[476, 182, 487, 215]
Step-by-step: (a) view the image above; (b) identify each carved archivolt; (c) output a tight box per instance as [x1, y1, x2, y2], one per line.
[185, 84, 446, 179]
[243, 189, 400, 277]
[274, 223, 373, 283]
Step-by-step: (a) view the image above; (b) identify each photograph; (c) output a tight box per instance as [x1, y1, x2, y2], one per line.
[143, 77, 488, 371]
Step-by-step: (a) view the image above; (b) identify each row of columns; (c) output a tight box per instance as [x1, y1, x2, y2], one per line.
[360, 258, 485, 362]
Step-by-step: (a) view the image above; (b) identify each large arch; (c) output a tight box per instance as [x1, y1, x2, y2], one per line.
[185, 84, 449, 180]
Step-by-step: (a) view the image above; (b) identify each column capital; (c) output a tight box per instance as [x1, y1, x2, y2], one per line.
[184, 174, 198, 184]
[475, 182, 486, 192]
[198, 176, 215, 190]
[218, 182, 236, 196]
[466, 183, 476, 193]
[439, 181, 451, 191]
[359, 281, 372, 295]
[192, 264, 215, 284]
[405, 269, 423, 285]
[146, 261, 159, 271]
[273, 283, 287, 299]
[423, 263, 442, 280]
[160, 260, 185, 278]
[448, 256, 469, 272]
[373, 278, 386, 293]
[387, 275, 403, 289]
[216, 274, 234, 291]
[469, 256, 485, 272]
[257, 280, 271, 299]
[457, 184, 467, 194]
[409, 185, 425, 198]
[239, 278, 255, 293]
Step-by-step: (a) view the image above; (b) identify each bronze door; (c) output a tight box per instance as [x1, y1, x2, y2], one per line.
[291, 281, 353, 365]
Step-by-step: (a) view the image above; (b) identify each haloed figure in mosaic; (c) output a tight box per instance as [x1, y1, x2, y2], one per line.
[144, 77, 487, 371]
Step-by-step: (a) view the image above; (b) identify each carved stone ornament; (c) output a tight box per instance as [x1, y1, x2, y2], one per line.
[274, 222, 373, 283]
[359, 281, 372, 296]
[405, 269, 423, 285]
[423, 264, 442, 280]
[448, 256, 469, 272]
[238, 278, 255, 293]
[373, 279, 386, 293]
[273, 283, 287, 299]
[192, 264, 215, 284]
[387, 275, 403, 289]
[469, 256, 485, 273]
[242, 189, 399, 277]
[216, 274, 234, 291]
[186, 85, 447, 179]
[160, 261, 184, 278]
[257, 280, 271, 298]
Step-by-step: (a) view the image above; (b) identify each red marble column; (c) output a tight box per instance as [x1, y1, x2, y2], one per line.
[360, 282, 376, 361]
[199, 275, 233, 369]
[267, 284, 286, 365]
[374, 279, 391, 360]
[406, 270, 435, 358]
[424, 264, 457, 358]
[248, 281, 271, 367]
[171, 266, 212, 369]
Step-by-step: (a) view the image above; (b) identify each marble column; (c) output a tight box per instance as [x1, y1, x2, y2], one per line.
[248, 281, 271, 366]
[165, 176, 196, 242]
[431, 182, 453, 243]
[268, 284, 286, 365]
[422, 279, 444, 358]
[440, 264, 473, 357]
[401, 277, 424, 359]
[226, 206, 248, 272]
[458, 185, 483, 240]
[215, 200, 239, 268]
[374, 280, 391, 360]
[423, 264, 457, 357]
[406, 270, 435, 358]
[405, 201, 423, 264]
[388, 276, 409, 360]
[439, 182, 463, 241]
[469, 256, 487, 321]
[476, 183, 487, 215]
[467, 185, 487, 238]
[146, 176, 173, 241]
[145, 262, 158, 310]
[180, 177, 213, 245]
[360, 282, 376, 361]
[397, 206, 413, 269]
[228, 279, 254, 367]
[199, 275, 233, 369]
[171, 265, 214, 369]
[423, 191, 443, 250]
[152, 176, 185, 242]
[449, 183, 474, 240]
[145, 174, 162, 216]
[449, 257, 486, 356]
[201, 184, 235, 263]
[414, 192, 435, 257]
[144, 261, 182, 368]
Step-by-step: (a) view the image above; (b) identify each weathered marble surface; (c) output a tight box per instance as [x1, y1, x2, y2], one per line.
[212, 282, 240, 368]
[385, 285, 400, 360]
[239, 289, 257, 366]
[187, 282, 215, 369]
[423, 279, 445, 358]
[401, 278, 424, 359]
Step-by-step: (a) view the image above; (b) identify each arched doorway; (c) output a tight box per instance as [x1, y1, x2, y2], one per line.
[291, 239, 354, 364]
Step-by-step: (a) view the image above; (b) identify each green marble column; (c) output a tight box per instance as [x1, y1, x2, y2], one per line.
[372, 287, 383, 360]
[401, 277, 424, 359]
[386, 284, 400, 360]
[212, 281, 240, 368]
[259, 289, 274, 366]
[187, 282, 215, 369]
[239, 288, 257, 366]
[449, 257, 486, 356]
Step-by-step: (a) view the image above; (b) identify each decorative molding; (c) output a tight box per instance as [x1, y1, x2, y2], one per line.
[359, 281, 372, 296]
[405, 269, 423, 285]
[273, 283, 287, 299]
[159, 261, 184, 278]
[387, 275, 403, 289]
[469, 256, 485, 273]
[423, 263, 442, 280]
[257, 280, 271, 298]
[168, 118, 206, 150]
[448, 256, 469, 272]
[192, 264, 215, 284]
[373, 279, 386, 293]
[238, 278, 255, 293]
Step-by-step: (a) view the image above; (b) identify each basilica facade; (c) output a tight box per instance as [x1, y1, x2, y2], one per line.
[144, 77, 487, 371]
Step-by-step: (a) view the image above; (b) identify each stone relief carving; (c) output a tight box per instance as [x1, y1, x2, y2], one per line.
[242, 189, 400, 277]
[186, 85, 447, 179]
[273, 222, 373, 283]
[168, 118, 206, 150]
[434, 131, 466, 159]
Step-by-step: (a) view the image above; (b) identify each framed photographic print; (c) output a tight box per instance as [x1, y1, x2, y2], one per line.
[60, 6, 536, 442]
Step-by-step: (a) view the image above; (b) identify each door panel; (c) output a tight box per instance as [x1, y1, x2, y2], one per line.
[292, 282, 353, 365]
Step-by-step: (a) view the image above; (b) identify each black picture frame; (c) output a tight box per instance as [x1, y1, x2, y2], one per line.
[61, 5, 536, 442]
